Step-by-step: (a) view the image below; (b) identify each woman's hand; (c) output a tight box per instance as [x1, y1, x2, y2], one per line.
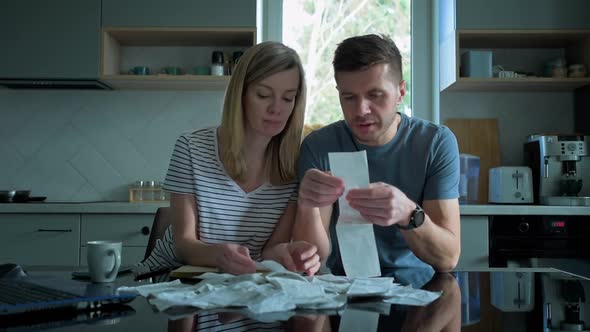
[275, 241, 321, 276]
[214, 243, 257, 275]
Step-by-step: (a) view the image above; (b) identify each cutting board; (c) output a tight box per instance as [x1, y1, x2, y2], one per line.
[445, 119, 501, 204]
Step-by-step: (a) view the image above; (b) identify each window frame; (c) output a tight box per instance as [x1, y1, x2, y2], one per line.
[259, 0, 439, 123]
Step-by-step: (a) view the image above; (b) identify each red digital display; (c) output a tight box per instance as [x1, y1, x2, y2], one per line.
[551, 221, 566, 228]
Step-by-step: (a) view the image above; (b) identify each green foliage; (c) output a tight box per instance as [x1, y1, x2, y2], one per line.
[283, 0, 412, 125]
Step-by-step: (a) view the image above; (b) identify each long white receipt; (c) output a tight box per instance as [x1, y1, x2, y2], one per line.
[328, 151, 380, 278]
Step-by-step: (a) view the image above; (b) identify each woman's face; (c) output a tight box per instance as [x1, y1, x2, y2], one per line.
[243, 68, 300, 139]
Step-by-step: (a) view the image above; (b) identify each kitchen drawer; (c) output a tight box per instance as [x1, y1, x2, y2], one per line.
[81, 214, 153, 246]
[80, 246, 145, 267]
[0, 214, 80, 266]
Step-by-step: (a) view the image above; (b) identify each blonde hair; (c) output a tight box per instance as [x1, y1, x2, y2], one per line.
[218, 41, 307, 185]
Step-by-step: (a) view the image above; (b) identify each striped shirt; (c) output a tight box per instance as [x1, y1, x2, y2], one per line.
[140, 127, 298, 272]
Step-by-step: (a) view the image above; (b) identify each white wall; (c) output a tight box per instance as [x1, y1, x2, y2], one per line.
[0, 90, 223, 201]
[440, 91, 574, 165]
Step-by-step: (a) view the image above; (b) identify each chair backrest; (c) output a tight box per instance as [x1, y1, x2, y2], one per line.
[144, 207, 173, 261]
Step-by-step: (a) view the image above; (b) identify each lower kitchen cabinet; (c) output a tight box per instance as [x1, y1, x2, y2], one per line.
[80, 214, 153, 266]
[456, 216, 489, 270]
[0, 214, 80, 266]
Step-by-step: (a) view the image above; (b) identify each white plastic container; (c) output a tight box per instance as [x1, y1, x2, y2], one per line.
[459, 154, 480, 204]
[461, 50, 493, 78]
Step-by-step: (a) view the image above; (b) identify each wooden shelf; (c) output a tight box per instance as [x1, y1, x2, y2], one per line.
[103, 27, 256, 47]
[101, 74, 230, 90]
[100, 27, 256, 90]
[440, 29, 590, 92]
[446, 77, 590, 92]
[459, 30, 590, 49]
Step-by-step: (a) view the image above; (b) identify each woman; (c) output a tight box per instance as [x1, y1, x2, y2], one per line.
[141, 41, 320, 277]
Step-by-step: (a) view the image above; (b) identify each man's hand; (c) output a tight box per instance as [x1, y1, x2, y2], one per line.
[346, 182, 415, 227]
[277, 241, 321, 276]
[214, 243, 257, 275]
[298, 169, 344, 208]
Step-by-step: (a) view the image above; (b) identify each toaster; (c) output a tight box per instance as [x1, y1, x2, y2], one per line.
[488, 166, 534, 204]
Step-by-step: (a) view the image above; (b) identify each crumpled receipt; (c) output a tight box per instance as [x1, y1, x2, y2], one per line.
[118, 263, 442, 317]
[328, 151, 381, 278]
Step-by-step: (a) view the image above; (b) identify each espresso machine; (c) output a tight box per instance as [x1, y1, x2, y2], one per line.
[524, 134, 590, 206]
[541, 273, 589, 332]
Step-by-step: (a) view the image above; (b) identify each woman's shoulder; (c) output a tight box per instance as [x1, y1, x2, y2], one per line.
[175, 127, 217, 147]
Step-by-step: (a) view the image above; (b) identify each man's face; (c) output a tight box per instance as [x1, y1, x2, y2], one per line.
[335, 63, 405, 146]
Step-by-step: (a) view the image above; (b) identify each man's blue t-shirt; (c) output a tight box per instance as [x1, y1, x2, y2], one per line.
[298, 112, 460, 287]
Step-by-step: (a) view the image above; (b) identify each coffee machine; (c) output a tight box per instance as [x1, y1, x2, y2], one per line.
[541, 273, 589, 332]
[524, 134, 590, 206]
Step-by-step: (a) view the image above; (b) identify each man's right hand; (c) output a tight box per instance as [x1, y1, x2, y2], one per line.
[214, 243, 257, 275]
[298, 169, 345, 208]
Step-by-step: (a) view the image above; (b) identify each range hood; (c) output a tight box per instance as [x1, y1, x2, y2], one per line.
[0, 79, 112, 90]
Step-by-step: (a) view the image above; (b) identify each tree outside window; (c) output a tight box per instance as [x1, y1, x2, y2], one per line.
[283, 0, 411, 131]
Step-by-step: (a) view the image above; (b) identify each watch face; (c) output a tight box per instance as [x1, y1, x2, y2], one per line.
[413, 208, 425, 227]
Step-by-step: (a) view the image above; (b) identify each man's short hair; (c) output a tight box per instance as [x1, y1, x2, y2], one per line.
[333, 34, 403, 82]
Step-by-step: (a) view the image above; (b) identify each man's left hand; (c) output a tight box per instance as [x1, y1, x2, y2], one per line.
[346, 182, 415, 227]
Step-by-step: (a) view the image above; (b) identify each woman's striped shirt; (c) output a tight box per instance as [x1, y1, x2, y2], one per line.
[140, 127, 298, 272]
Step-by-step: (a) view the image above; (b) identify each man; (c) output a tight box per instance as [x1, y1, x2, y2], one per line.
[293, 34, 460, 286]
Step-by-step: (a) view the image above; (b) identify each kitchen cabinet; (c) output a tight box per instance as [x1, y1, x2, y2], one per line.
[455, 216, 489, 271]
[0, 0, 101, 79]
[0, 214, 80, 266]
[80, 214, 153, 266]
[449, 0, 590, 30]
[0, 210, 156, 267]
[102, 0, 256, 28]
[439, 0, 590, 92]
[100, 27, 256, 90]
[439, 29, 590, 92]
[100, 0, 257, 90]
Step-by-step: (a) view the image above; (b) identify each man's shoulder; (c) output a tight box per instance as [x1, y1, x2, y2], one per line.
[303, 120, 348, 144]
[404, 114, 454, 142]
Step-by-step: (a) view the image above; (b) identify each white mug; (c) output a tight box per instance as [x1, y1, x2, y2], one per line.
[87, 241, 122, 283]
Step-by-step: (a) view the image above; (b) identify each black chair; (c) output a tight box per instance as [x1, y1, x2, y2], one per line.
[143, 207, 173, 261]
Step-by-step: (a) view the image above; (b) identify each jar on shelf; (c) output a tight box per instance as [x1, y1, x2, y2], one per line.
[157, 181, 168, 201]
[129, 180, 145, 202]
[211, 51, 224, 76]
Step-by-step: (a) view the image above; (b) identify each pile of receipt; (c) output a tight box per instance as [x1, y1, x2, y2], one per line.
[119, 269, 441, 315]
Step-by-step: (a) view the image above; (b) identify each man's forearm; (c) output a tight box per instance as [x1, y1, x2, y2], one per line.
[292, 205, 330, 260]
[400, 215, 460, 271]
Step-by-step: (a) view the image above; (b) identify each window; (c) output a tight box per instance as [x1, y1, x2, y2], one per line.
[282, 0, 412, 127]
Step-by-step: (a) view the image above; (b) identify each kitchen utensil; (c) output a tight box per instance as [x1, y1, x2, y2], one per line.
[0, 190, 45, 203]
[12, 190, 31, 203]
[488, 166, 534, 204]
[0, 190, 16, 203]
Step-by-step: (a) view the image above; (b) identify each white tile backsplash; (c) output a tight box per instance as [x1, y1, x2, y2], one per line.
[0, 89, 223, 201]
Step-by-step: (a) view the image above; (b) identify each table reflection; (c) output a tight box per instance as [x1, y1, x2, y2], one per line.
[166, 273, 461, 332]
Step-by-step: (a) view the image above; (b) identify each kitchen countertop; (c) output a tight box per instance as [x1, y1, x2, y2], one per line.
[0, 201, 168, 214]
[1, 202, 589, 215]
[460, 204, 590, 215]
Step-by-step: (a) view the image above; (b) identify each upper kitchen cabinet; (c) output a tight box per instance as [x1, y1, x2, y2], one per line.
[102, 0, 256, 28]
[0, 0, 101, 80]
[439, 0, 590, 92]
[100, 0, 257, 90]
[100, 27, 256, 90]
[455, 0, 590, 30]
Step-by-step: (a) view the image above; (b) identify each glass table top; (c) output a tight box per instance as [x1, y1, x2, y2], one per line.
[1, 267, 589, 332]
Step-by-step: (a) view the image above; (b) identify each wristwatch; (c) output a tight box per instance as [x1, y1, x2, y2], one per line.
[397, 204, 425, 230]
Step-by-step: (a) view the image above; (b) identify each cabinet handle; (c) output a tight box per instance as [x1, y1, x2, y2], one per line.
[141, 226, 150, 236]
[36, 229, 72, 233]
